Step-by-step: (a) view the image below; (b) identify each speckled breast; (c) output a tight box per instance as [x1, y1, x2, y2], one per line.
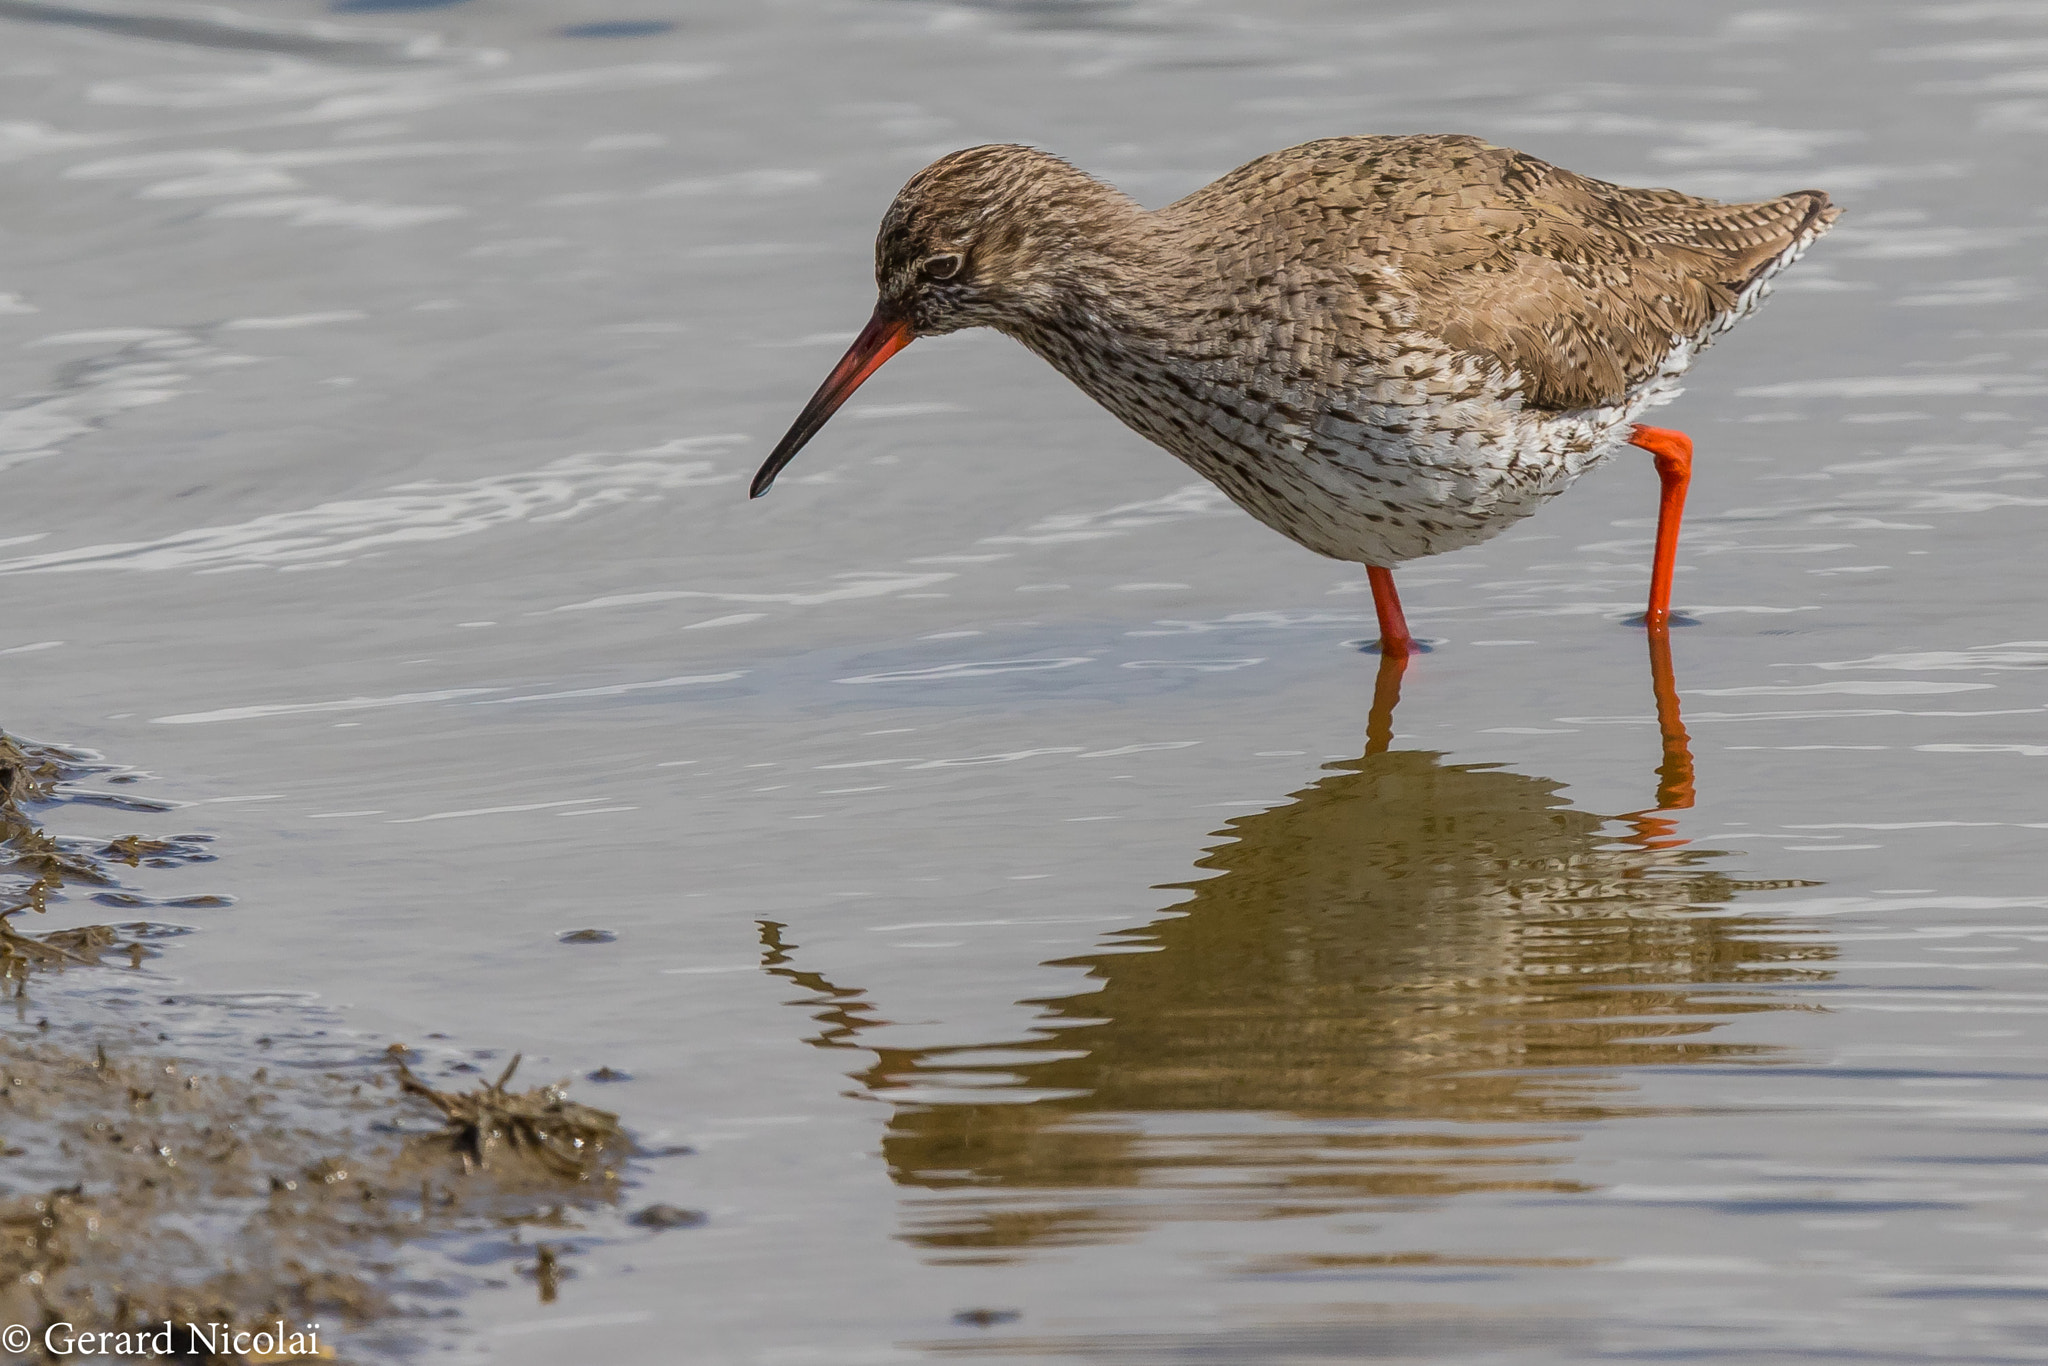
[1025, 324, 1652, 567]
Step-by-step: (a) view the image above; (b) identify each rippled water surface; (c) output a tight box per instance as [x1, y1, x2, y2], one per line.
[4, 0, 2047, 1359]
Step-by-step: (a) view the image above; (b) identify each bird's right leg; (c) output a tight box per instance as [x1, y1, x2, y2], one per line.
[1628, 424, 1694, 630]
[1366, 565, 1417, 658]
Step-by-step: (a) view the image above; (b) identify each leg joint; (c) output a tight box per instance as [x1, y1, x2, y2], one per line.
[1629, 423, 1693, 467]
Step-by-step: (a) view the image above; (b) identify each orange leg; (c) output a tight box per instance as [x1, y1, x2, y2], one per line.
[1628, 424, 1694, 630]
[1367, 565, 1417, 658]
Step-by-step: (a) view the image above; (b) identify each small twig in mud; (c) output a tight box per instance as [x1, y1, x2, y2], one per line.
[389, 1049, 628, 1183]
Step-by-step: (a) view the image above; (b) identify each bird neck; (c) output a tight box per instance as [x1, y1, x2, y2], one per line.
[990, 206, 1184, 349]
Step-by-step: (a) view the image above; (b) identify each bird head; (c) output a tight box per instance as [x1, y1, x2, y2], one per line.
[751, 145, 1136, 497]
[873, 143, 1110, 335]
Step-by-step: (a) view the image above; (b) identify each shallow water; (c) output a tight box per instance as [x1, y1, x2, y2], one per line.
[2, 0, 2046, 1359]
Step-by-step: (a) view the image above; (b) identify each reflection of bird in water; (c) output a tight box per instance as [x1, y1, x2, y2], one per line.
[751, 136, 1838, 656]
[761, 644, 1827, 1256]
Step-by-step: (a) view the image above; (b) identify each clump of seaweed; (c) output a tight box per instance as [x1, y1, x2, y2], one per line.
[391, 1051, 629, 1185]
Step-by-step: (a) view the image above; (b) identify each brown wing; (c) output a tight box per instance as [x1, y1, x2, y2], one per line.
[1192, 136, 1838, 412]
[1386, 139, 1836, 410]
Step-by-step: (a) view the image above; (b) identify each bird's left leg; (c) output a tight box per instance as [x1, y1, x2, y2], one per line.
[1628, 425, 1693, 630]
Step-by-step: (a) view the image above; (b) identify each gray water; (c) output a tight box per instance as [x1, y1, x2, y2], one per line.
[3, 0, 2047, 1360]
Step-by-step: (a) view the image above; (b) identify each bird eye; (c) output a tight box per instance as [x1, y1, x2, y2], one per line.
[921, 253, 963, 281]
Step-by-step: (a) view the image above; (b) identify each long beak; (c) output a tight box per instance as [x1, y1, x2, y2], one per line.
[750, 307, 915, 498]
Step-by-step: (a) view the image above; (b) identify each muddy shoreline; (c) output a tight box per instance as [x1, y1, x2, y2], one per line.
[0, 732, 679, 1362]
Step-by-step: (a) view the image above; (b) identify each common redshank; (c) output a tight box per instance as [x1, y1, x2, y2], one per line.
[751, 135, 1838, 658]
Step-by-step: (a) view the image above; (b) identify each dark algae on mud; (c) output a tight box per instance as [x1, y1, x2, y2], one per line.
[1, 731, 183, 983]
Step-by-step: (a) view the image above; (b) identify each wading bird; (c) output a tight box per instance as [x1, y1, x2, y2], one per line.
[752, 135, 1836, 659]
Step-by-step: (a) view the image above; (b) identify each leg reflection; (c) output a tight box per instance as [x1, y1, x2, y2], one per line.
[1363, 635, 1692, 820]
[1626, 627, 1697, 851]
[758, 919, 886, 1052]
[1364, 649, 1408, 756]
[1648, 628, 1695, 813]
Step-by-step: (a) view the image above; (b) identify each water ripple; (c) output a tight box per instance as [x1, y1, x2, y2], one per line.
[153, 687, 501, 724]
[1809, 644, 2048, 671]
[548, 570, 953, 614]
[0, 437, 738, 574]
[837, 657, 1094, 684]
[1, 327, 258, 473]
[0, 0, 481, 65]
[979, 483, 1231, 545]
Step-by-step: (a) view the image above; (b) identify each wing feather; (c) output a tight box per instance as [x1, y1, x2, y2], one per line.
[1174, 136, 1839, 412]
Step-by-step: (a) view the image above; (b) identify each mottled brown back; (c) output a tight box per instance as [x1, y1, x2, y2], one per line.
[1166, 135, 1839, 411]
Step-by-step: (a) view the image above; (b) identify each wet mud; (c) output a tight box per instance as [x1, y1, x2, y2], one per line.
[0, 732, 654, 1360]
[0, 1032, 633, 1362]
